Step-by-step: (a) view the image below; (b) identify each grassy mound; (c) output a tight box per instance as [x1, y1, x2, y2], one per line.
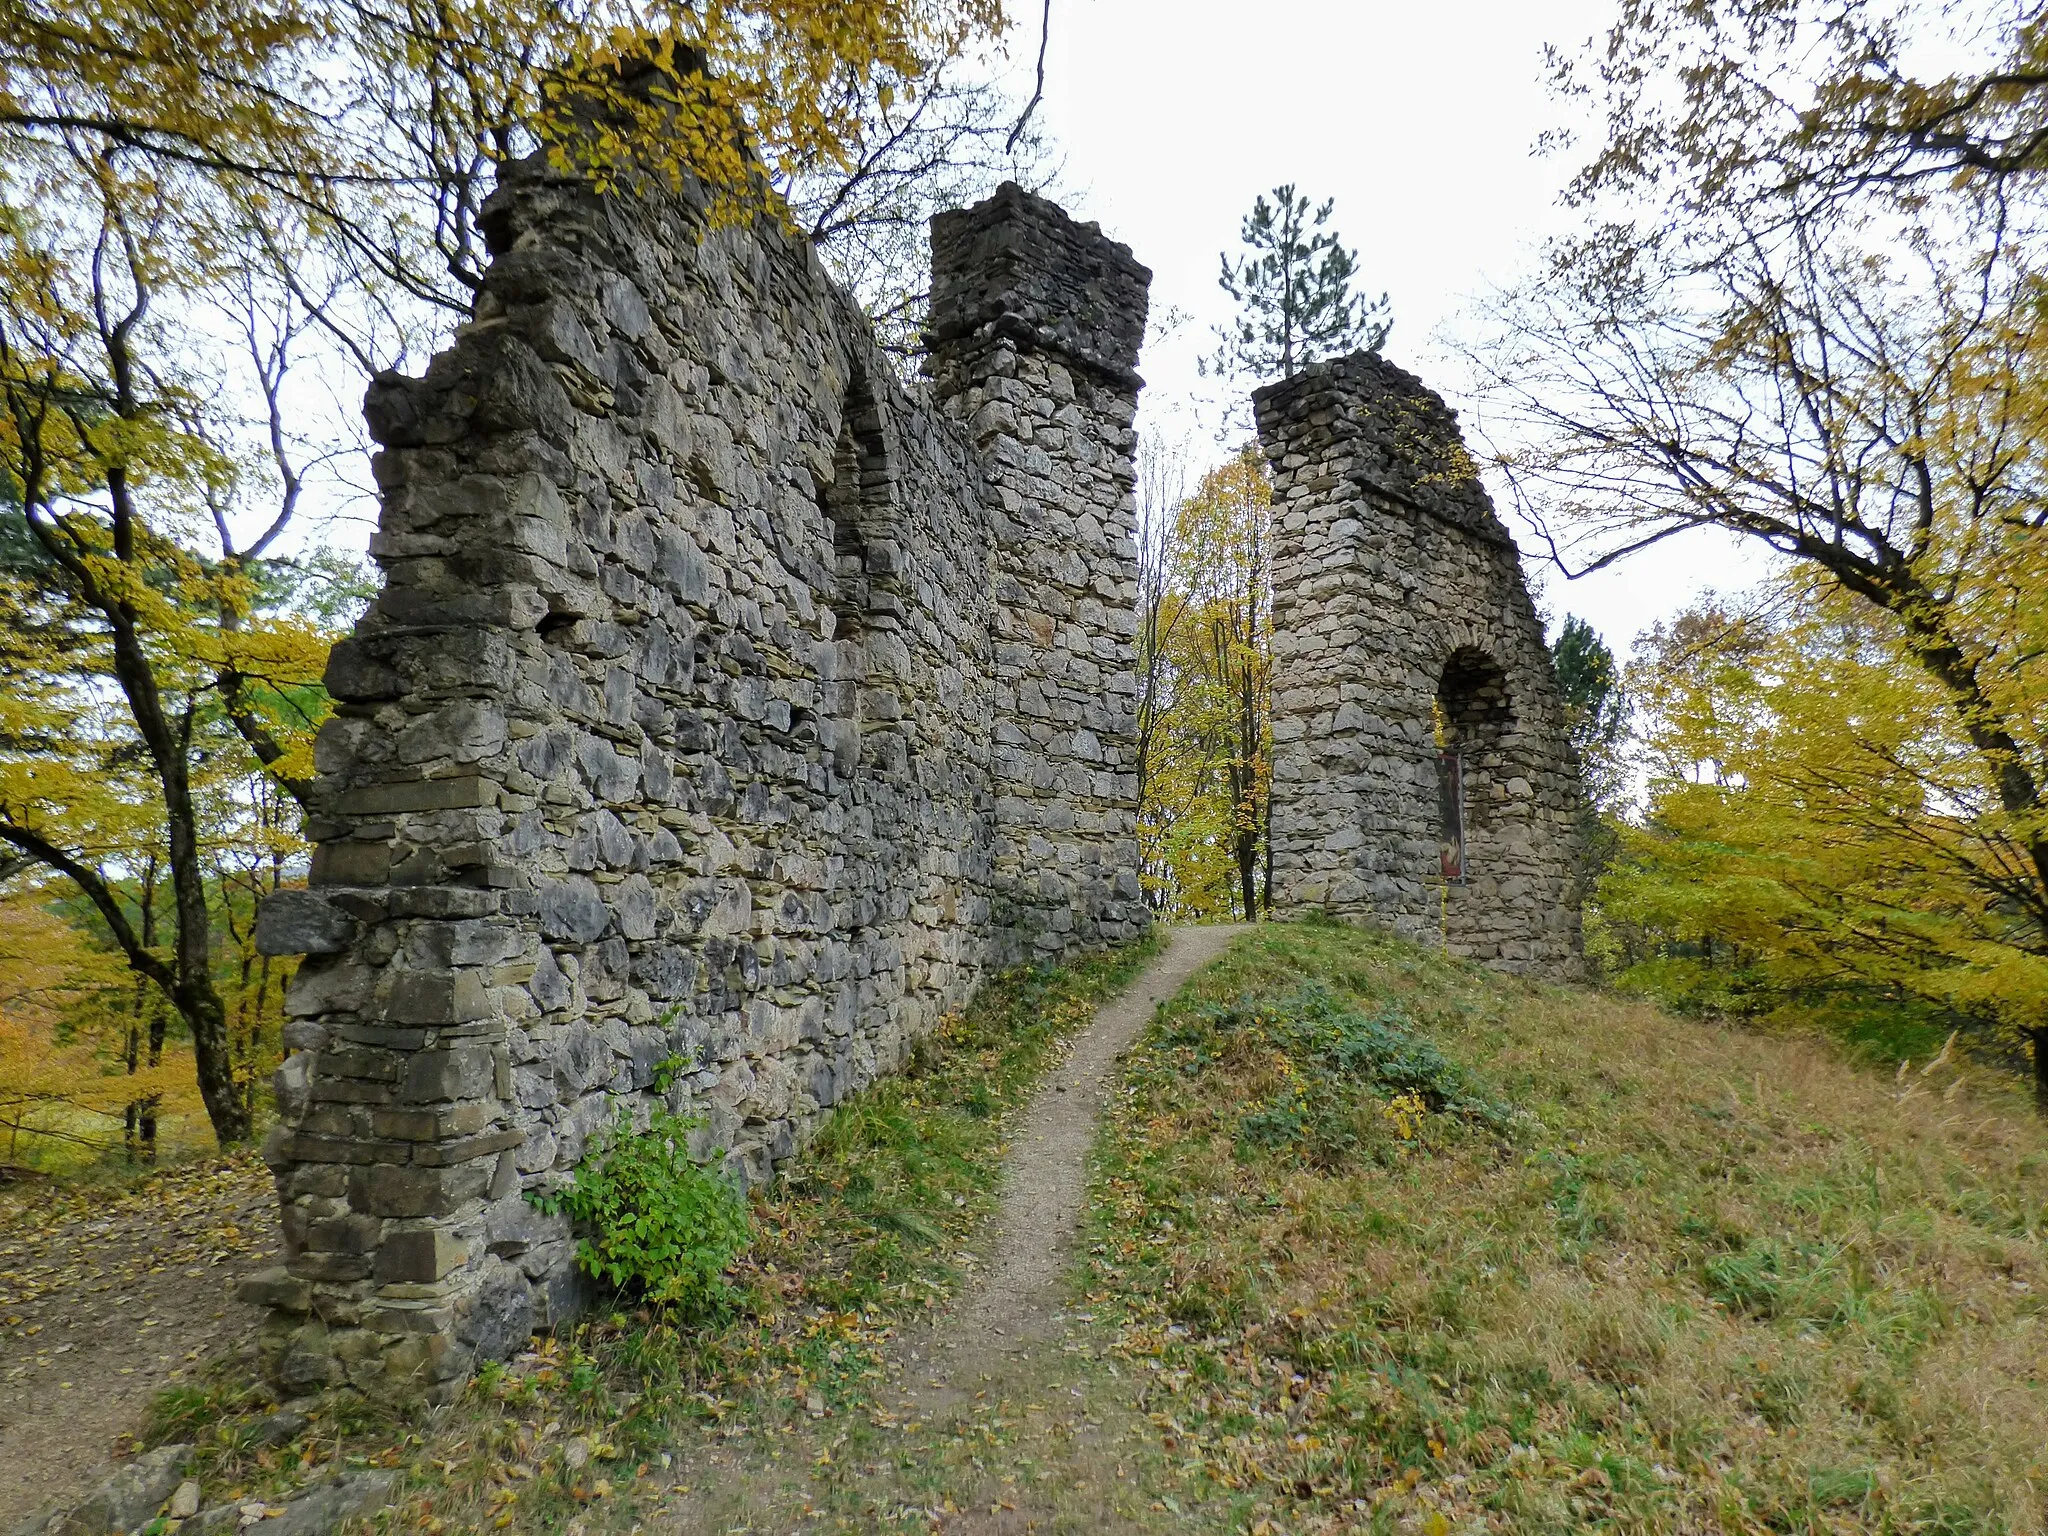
[1088, 921, 2048, 1535]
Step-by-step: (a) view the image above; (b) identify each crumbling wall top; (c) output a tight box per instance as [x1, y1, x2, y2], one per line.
[929, 182, 1151, 386]
[1253, 352, 1510, 546]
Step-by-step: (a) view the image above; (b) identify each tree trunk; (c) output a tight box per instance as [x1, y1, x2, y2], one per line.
[132, 883, 159, 1159]
[161, 745, 247, 1143]
[141, 994, 165, 1159]
[1236, 651, 1264, 921]
[1253, 786, 1269, 921]
[177, 976, 247, 1143]
[1237, 821, 1258, 922]
[2031, 1028, 2048, 1119]
[124, 1011, 141, 1163]
[107, 588, 250, 1146]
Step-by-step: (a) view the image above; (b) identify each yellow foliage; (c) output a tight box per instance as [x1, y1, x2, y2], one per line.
[1140, 449, 1273, 919]
[0, 894, 205, 1161]
[1603, 556, 2048, 1063]
[0, 0, 1011, 245]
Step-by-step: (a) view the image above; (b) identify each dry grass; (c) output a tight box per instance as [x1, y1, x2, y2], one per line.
[139, 922, 2048, 1534]
[1086, 920, 2048, 1535]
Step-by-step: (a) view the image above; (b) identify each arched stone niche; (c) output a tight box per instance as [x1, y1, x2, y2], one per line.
[1254, 352, 1583, 977]
[1433, 643, 1516, 884]
[811, 366, 899, 770]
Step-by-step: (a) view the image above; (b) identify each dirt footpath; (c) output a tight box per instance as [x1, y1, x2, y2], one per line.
[661, 924, 1249, 1534]
[0, 1158, 278, 1521]
[910, 923, 1248, 1391]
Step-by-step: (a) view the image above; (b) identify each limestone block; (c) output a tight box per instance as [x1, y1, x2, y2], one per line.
[255, 891, 359, 958]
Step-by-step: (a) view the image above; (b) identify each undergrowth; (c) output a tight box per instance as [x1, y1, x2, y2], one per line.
[147, 934, 1159, 1532]
[532, 1051, 752, 1321]
[1179, 981, 1520, 1165]
[1087, 922, 2048, 1536]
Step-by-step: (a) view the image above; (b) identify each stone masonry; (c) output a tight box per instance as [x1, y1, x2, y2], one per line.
[929, 189, 1152, 947]
[1254, 353, 1583, 977]
[244, 129, 1584, 1401]
[243, 148, 1150, 1400]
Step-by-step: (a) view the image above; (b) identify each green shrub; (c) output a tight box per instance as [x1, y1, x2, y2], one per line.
[532, 1106, 751, 1319]
[1168, 982, 1517, 1165]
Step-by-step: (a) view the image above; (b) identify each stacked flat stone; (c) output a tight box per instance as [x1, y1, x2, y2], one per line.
[1253, 352, 1584, 978]
[928, 185, 1151, 958]
[245, 156, 1150, 1399]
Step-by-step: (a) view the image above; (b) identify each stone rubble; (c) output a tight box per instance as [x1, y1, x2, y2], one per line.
[10, 1445, 189, 1536]
[8, 1435, 394, 1535]
[189, 1472, 397, 1536]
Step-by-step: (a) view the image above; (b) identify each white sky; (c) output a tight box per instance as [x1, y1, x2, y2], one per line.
[1033, 0, 1770, 660]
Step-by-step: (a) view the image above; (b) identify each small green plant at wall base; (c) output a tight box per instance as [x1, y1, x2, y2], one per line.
[531, 1108, 751, 1320]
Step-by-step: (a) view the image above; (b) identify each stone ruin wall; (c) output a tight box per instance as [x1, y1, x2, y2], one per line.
[244, 157, 1151, 1399]
[1254, 354, 1583, 978]
[242, 152, 1584, 1401]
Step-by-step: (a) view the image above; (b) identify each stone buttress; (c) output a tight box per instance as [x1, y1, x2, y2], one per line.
[243, 159, 1149, 1400]
[928, 186, 1151, 962]
[1254, 353, 1583, 977]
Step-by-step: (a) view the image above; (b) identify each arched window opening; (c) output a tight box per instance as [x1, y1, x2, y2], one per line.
[1437, 648, 1514, 745]
[1434, 648, 1512, 882]
[818, 417, 871, 645]
[815, 376, 891, 650]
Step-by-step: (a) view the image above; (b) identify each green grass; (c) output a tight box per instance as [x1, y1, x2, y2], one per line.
[149, 936, 1161, 1531]
[1084, 921, 2048, 1535]
[147, 920, 2048, 1534]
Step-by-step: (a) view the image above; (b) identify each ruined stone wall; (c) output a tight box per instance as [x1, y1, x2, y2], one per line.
[1255, 353, 1582, 977]
[245, 162, 1148, 1399]
[930, 186, 1151, 958]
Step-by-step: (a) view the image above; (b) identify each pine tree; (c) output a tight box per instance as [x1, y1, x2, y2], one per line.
[1212, 185, 1390, 384]
[1549, 613, 1630, 903]
[1549, 615, 1629, 807]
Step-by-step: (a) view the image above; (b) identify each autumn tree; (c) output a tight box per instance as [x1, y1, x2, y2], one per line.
[1601, 572, 2048, 1101]
[1211, 184, 1390, 385]
[1555, 0, 2048, 204]
[1139, 449, 1274, 920]
[0, 0, 1023, 351]
[1132, 430, 1189, 909]
[0, 889, 200, 1168]
[1477, 0, 2048, 1092]
[0, 0, 1019, 1146]
[0, 153, 356, 1144]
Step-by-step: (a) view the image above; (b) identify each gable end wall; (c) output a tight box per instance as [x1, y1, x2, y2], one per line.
[1254, 352, 1584, 977]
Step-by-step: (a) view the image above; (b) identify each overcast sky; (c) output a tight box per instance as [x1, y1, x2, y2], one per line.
[1032, 0, 1769, 659]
